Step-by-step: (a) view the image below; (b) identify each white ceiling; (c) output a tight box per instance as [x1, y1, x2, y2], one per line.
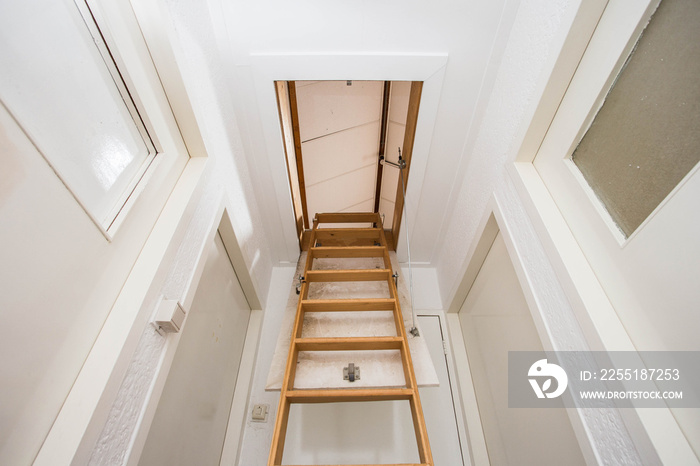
[196, 0, 521, 264]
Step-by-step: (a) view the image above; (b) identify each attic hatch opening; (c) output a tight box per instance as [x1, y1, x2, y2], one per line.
[275, 80, 423, 251]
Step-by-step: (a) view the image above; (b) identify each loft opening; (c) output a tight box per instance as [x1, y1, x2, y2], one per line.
[275, 80, 423, 251]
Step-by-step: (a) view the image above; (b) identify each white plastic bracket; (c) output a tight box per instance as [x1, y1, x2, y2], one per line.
[151, 298, 186, 335]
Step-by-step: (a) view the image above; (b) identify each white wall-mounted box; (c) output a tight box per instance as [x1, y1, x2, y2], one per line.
[153, 299, 186, 334]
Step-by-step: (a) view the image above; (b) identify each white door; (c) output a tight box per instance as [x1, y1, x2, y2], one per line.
[139, 232, 250, 466]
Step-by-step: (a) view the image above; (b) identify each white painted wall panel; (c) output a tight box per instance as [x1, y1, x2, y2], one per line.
[306, 164, 376, 218]
[302, 121, 380, 187]
[297, 80, 382, 219]
[296, 81, 383, 142]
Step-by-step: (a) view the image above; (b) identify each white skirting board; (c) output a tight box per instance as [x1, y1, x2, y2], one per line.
[266, 252, 439, 390]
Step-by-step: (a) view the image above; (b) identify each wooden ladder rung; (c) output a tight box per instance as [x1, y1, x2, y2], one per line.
[290, 464, 428, 466]
[286, 388, 414, 403]
[310, 246, 385, 258]
[305, 269, 391, 282]
[314, 228, 381, 240]
[295, 336, 403, 351]
[301, 298, 396, 312]
[315, 212, 381, 224]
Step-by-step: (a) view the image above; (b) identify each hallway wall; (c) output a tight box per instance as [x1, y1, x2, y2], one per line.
[434, 0, 644, 463]
[47, 0, 277, 463]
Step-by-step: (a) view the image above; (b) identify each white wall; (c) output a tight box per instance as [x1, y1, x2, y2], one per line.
[0, 101, 174, 466]
[0, 0, 188, 462]
[434, 0, 646, 464]
[24, 0, 276, 463]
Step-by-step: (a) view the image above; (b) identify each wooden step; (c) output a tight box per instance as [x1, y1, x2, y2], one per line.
[295, 336, 403, 351]
[305, 269, 391, 282]
[289, 463, 428, 466]
[310, 246, 385, 259]
[286, 388, 413, 403]
[314, 228, 381, 241]
[289, 464, 428, 466]
[315, 212, 381, 224]
[301, 298, 396, 312]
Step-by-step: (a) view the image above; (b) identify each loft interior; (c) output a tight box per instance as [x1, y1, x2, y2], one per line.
[1, 0, 699, 465]
[276, 80, 422, 250]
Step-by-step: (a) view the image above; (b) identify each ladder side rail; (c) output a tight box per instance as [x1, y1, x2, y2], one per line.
[268, 218, 320, 465]
[379, 227, 434, 465]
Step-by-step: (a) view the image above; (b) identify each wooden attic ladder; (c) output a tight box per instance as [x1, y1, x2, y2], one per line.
[268, 212, 433, 466]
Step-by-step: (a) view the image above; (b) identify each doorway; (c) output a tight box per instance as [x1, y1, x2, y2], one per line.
[138, 231, 251, 466]
[457, 231, 586, 465]
[275, 80, 422, 250]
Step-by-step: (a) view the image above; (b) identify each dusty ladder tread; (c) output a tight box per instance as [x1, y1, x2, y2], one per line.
[267, 212, 433, 466]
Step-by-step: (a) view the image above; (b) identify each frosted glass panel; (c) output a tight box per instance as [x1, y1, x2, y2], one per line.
[0, 0, 153, 228]
[572, 0, 700, 237]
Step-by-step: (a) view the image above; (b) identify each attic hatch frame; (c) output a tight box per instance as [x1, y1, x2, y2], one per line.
[274, 80, 423, 251]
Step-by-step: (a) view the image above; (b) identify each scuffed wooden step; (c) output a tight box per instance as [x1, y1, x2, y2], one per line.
[305, 269, 391, 282]
[314, 228, 381, 242]
[301, 298, 396, 312]
[310, 246, 385, 259]
[286, 387, 414, 403]
[295, 336, 403, 351]
[315, 212, 381, 223]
